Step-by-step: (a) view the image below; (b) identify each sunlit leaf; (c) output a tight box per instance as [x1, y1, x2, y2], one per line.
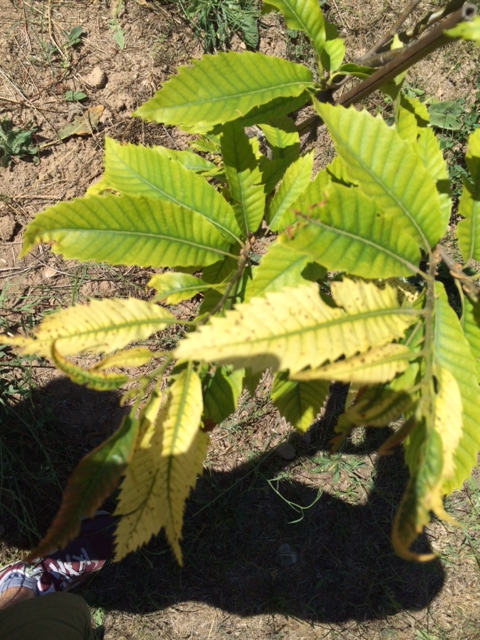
[245, 240, 324, 301]
[315, 102, 443, 250]
[149, 272, 218, 305]
[50, 342, 129, 391]
[3, 298, 174, 358]
[293, 344, 412, 384]
[221, 123, 265, 236]
[136, 52, 314, 132]
[22, 195, 235, 269]
[267, 151, 314, 231]
[115, 365, 208, 564]
[281, 182, 421, 277]
[99, 138, 241, 243]
[176, 280, 417, 374]
[456, 129, 480, 264]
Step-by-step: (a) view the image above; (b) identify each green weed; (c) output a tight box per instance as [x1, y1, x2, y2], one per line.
[0, 119, 38, 167]
[177, 0, 260, 51]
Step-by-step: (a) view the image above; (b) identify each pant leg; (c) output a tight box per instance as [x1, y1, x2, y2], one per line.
[0, 591, 97, 640]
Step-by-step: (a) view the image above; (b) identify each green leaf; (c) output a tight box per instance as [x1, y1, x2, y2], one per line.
[263, 0, 326, 61]
[315, 102, 443, 250]
[202, 366, 244, 425]
[445, 17, 480, 44]
[259, 116, 299, 161]
[148, 272, 217, 305]
[336, 63, 376, 79]
[153, 147, 219, 174]
[235, 92, 311, 130]
[245, 240, 325, 301]
[176, 279, 417, 374]
[462, 295, 480, 379]
[434, 284, 480, 494]
[267, 151, 314, 231]
[427, 100, 464, 131]
[281, 182, 421, 277]
[397, 96, 451, 231]
[321, 36, 345, 72]
[271, 371, 329, 432]
[115, 365, 208, 564]
[22, 195, 235, 269]
[101, 139, 241, 243]
[457, 129, 480, 264]
[27, 409, 140, 562]
[136, 52, 314, 132]
[221, 123, 266, 236]
[64, 91, 87, 102]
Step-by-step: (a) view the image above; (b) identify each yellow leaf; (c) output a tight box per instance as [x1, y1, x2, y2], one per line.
[433, 365, 463, 484]
[292, 344, 411, 384]
[2, 298, 173, 358]
[176, 280, 417, 374]
[114, 365, 208, 564]
[50, 342, 128, 391]
[93, 347, 154, 370]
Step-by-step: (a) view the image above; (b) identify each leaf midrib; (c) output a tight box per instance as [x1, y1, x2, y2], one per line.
[305, 216, 421, 275]
[51, 227, 236, 259]
[211, 306, 418, 349]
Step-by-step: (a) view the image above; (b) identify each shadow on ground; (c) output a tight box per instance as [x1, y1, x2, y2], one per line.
[1, 377, 444, 623]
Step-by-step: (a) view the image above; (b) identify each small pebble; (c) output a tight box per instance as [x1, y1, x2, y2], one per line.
[85, 66, 107, 89]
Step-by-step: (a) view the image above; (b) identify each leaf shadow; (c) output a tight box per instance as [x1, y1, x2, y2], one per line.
[0, 378, 444, 623]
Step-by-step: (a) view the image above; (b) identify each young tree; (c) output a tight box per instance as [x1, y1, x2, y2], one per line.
[4, 0, 480, 564]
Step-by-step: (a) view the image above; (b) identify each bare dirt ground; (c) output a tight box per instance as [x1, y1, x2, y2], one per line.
[1, 1, 480, 638]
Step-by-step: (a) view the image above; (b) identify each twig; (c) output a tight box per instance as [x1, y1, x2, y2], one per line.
[362, 0, 423, 61]
[359, 0, 467, 67]
[339, 4, 476, 107]
[439, 246, 480, 300]
[297, 3, 476, 137]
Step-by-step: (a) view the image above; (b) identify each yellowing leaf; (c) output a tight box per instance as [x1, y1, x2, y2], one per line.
[148, 272, 217, 305]
[392, 423, 455, 562]
[3, 298, 174, 358]
[293, 344, 411, 384]
[51, 342, 129, 391]
[433, 365, 463, 482]
[114, 365, 208, 564]
[176, 280, 417, 374]
[57, 105, 104, 139]
[93, 347, 154, 370]
[434, 284, 480, 494]
[271, 371, 329, 432]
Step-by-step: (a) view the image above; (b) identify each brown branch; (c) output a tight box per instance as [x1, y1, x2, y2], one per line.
[297, 3, 476, 137]
[361, 0, 423, 62]
[439, 246, 480, 300]
[359, 0, 467, 66]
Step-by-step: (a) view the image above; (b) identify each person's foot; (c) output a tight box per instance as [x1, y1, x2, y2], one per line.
[0, 511, 115, 597]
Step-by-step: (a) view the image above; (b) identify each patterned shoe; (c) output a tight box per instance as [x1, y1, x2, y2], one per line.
[0, 511, 115, 597]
